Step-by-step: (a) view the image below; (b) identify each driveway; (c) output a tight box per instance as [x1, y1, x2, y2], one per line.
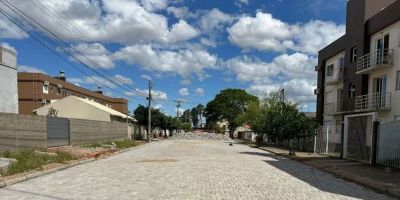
[0, 140, 394, 199]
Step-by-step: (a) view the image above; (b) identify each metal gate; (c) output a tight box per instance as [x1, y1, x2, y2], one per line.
[47, 117, 70, 147]
[345, 115, 373, 163]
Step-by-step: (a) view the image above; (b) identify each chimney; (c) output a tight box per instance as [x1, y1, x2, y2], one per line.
[55, 70, 66, 81]
[95, 86, 103, 94]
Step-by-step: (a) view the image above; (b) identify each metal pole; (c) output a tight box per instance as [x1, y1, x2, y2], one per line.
[326, 126, 330, 155]
[147, 80, 152, 142]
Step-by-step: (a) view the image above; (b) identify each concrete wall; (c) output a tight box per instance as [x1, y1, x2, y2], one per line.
[0, 46, 18, 114]
[69, 118, 127, 145]
[0, 113, 47, 151]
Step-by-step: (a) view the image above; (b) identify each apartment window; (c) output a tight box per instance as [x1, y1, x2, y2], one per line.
[397, 71, 400, 90]
[326, 64, 334, 77]
[42, 81, 49, 94]
[350, 46, 358, 63]
[349, 83, 356, 98]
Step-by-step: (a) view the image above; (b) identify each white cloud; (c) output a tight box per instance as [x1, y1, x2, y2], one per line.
[67, 43, 114, 69]
[194, 88, 205, 96]
[7, 0, 197, 44]
[168, 20, 199, 43]
[179, 88, 189, 96]
[113, 44, 219, 78]
[167, 6, 189, 19]
[200, 38, 217, 48]
[199, 8, 233, 32]
[226, 53, 317, 103]
[126, 89, 167, 100]
[154, 104, 162, 109]
[68, 74, 133, 89]
[0, 16, 28, 39]
[141, 74, 152, 80]
[180, 79, 191, 85]
[247, 79, 316, 103]
[226, 53, 316, 84]
[139, 0, 168, 11]
[18, 65, 46, 74]
[228, 11, 344, 53]
[113, 74, 133, 85]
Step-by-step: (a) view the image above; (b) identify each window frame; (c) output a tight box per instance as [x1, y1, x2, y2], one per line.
[350, 46, 358, 63]
[325, 64, 334, 77]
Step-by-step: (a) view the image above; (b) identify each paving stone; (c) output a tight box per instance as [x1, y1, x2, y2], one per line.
[0, 140, 395, 199]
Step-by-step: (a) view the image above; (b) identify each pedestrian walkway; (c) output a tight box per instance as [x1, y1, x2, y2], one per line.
[259, 145, 400, 198]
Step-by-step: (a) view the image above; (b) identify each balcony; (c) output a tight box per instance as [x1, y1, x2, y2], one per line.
[357, 49, 393, 74]
[355, 92, 391, 111]
[324, 102, 343, 116]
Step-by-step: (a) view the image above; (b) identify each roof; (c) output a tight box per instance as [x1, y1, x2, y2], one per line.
[34, 96, 135, 121]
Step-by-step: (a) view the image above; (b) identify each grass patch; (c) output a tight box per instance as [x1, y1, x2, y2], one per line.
[0, 150, 73, 176]
[82, 140, 144, 150]
[113, 140, 142, 149]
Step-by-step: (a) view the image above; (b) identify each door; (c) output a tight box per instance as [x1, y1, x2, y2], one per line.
[374, 76, 387, 108]
[345, 115, 373, 163]
[47, 117, 70, 147]
[376, 34, 389, 64]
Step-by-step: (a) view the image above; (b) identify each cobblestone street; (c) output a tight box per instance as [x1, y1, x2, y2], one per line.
[0, 140, 394, 200]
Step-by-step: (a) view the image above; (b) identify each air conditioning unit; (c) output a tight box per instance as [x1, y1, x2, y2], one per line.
[314, 88, 320, 95]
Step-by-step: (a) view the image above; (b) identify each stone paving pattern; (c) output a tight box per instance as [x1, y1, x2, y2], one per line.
[0, 140, 394, 200]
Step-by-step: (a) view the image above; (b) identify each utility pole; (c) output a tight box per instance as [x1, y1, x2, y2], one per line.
[147, 80, 152, 142]
[174, 100, 184, 117]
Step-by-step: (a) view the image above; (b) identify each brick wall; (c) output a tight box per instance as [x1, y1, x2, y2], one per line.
[69, 118, 127, 145]
[0, 113, 47, 151]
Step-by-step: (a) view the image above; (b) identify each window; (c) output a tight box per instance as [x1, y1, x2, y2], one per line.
[350, 46, 358, 63]
[349, 83, 356, 98]
[326, 64, 334, 77]
[339, 57, 345, 68]
[43, 85, 49, 94]
[396, 71, 400, 90]
[56, 84, 62, 95]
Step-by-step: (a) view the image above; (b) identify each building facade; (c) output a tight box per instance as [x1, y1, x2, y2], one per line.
[316, 0, 400, 164]
[0, 45, 18, 113]
[18, 72, 128, 115]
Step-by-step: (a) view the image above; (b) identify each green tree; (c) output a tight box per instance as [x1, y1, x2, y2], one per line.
[205, 89, 258, 138]
[191, 107, 199, 128]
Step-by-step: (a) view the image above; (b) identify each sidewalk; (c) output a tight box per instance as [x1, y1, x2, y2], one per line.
[257, 145, 400, 198]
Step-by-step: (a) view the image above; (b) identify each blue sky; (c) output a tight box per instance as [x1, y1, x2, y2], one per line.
[0, 0, 347, 115]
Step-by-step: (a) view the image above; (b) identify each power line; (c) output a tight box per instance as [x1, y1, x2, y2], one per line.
[1, 0, 148, 98]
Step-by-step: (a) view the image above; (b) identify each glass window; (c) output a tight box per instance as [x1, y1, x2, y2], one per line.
[349, 83, 356, 98]
[326, 64, 334, 77]
[57, 87, 61, 95]
[351, 46, 358, 63]
[43, 85, 49, 94]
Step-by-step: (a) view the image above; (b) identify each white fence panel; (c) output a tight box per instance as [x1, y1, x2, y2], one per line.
[378, 121, 400, 168]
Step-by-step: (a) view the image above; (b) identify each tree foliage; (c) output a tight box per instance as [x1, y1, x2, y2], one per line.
[205, 89, 259, 138]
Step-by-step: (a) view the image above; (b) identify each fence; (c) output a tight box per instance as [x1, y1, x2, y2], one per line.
[377, 121, 400, 168]
[314, 125, 342, 157]
[0, 112, 131, 151]
[0, 113, 47, 151]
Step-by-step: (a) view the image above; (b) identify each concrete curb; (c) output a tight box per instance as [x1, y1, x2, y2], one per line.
[0, 142, 149, 188]
[256, 146, 400, 199]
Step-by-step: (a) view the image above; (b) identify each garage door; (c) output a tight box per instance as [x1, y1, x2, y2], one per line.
[47, 117, 70, 147]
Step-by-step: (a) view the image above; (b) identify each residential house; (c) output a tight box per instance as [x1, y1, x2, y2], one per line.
[33, 96, 133, 123]
[18, 71, 128, 115]
[316, 0, 400, 165]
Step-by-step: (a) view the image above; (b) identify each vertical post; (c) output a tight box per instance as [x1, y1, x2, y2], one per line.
[147, 80, 152, 142]
[314, 130, 317, 154]
[371, 121, 380, 165]
[326, 126, 330, 155]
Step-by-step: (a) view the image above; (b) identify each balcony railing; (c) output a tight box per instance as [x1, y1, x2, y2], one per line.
[355, 92, 391, 111]
[357, 49, 393, 74]
[324, 102, 343, 115]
